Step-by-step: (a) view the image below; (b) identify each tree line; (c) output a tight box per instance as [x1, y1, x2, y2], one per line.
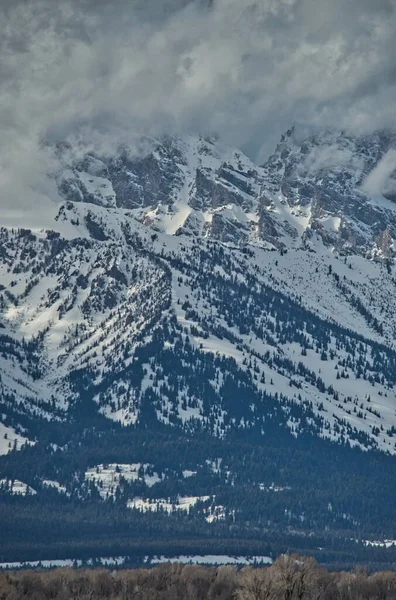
[3, 554, 396, 600]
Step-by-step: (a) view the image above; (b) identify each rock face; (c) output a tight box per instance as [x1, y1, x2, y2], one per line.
[56, 135, 262, 246]
[261, 128, 396, 254]
[57, 137, 185, 210]
[55, 129, 396, 258]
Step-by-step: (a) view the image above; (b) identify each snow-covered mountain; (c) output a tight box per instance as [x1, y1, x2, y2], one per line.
[3, 129, 396, 566]
[2, 129, 396, 458]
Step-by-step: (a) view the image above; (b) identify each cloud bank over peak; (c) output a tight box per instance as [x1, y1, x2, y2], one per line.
[1, 0, 396, 220]
[362, 150, 396, 198]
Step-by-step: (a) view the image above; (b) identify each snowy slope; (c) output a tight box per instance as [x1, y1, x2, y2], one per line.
[1, 130, 396, 456]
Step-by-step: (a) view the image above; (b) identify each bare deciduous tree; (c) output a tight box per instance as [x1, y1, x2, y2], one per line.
[235, 566, 274, 600]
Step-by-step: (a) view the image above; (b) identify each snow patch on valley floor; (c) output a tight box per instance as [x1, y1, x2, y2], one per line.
[0, 557, 126, 570]
[0, 555, 273, 570]
[364, 540, 396, 548]
[147, 555, 273, 566]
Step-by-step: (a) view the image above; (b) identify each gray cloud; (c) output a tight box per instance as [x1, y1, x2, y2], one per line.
[362, 150, 396, 197]
[1, 0, 396, 221]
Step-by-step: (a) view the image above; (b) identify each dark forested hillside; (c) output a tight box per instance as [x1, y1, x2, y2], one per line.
[2, 419, 396, 567]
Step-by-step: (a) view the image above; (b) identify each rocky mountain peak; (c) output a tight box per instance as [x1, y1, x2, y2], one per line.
[260, 128, 396, 255]
[53, 129, 396, 257]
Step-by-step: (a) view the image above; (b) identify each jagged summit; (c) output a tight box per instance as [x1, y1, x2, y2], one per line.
[51, 129, 396, 257]
[261, 127, 396, 255]
[55, 134, 262, 243]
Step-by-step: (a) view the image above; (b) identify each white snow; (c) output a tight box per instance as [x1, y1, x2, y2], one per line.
[0, 554, 273, 570]
[128, 495, 210, 513]
[182, 470, 197, 478]
[259, 483, 291, 492]
[363, 539, 396, 549]
[42, 480, 68, 494]
[319, 216, 341, 232]
[0, 556, 126, 570]
[160, 203, 193, 235]
[0, 423, 30, 455]
[0, 479, 37, 496]
[85, 464, 161, 499]
[146, 555, 273, 566]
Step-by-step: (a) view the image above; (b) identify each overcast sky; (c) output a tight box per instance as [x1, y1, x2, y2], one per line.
[1, 0, 396, 218]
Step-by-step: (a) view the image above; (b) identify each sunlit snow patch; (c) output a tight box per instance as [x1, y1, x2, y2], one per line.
[0, 423, 31, 455]
[85, 463, 161, 499]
